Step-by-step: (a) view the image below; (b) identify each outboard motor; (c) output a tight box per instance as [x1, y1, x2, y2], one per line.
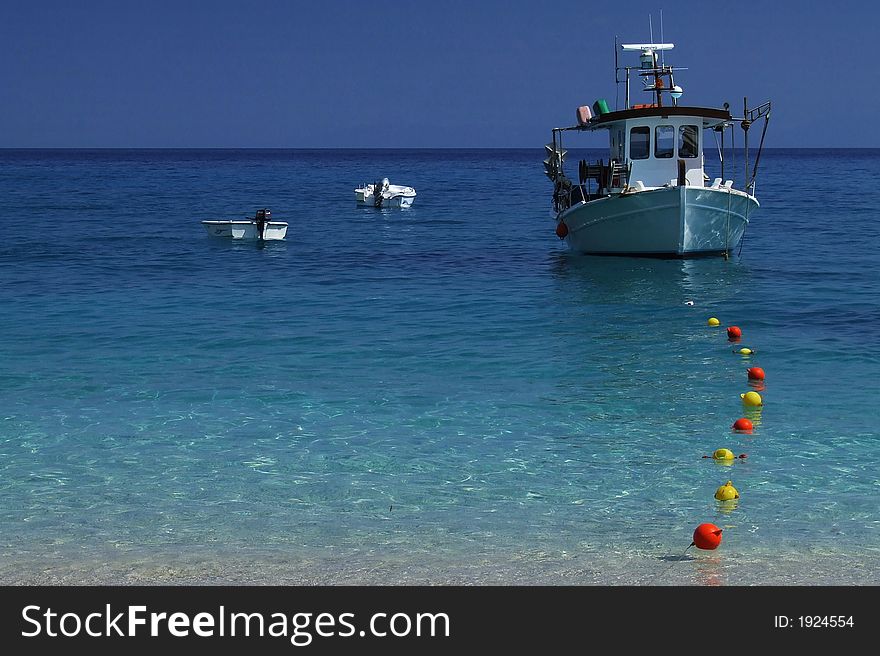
[255, 208, 270, 239]
[372, 179, 387, 208]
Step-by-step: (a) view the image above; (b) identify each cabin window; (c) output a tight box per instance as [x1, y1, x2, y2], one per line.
[655, 125, 674, 158]
[629, 127, 650, 159]
[679, 125, 699, 158]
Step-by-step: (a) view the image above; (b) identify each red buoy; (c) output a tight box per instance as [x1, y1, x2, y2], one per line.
[727, 326, 742, 340]
[747, 367, 765, 381]
[692, 523, 723, 550]
[732, 417, 754, 432]
[555, 222, 569, 239]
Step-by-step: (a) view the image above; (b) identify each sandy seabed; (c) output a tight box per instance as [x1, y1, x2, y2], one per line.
[2, 545, 877, 586]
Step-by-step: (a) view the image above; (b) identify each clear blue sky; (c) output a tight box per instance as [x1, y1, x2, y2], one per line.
[1, 0, 874, 147]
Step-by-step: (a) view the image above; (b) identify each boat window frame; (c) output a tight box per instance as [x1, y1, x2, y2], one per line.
[629, 126, 650, 160]
[654, 125, 675, 159]
[678, 124, 700, 158]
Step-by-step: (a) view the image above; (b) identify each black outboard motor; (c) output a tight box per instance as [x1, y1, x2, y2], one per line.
[254, 208, 270, 239]
[373, 180, 385, 208]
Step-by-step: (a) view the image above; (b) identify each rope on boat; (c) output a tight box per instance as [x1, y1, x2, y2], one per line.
[750, 109, 771, 184]
[739, 191, 752, 258]
[724, 186, 732, 260]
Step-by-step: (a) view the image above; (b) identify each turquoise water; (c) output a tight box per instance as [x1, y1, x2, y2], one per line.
[0, 149, 878, 585]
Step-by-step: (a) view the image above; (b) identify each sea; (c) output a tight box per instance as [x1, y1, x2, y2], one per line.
[0, 148, 878, 586]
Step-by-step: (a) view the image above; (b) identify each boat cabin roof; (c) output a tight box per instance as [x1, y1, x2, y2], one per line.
[588, 106, 730, 130]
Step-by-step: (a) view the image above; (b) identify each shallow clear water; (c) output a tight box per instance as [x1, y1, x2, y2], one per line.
[0, 149, 878, 585]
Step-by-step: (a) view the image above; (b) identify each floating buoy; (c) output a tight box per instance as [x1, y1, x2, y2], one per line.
[692, 523, 723, 550]
[741, 391, 763, 406]
[555, 221, 569, 239]
[702, 450, 747, 462]
[707, 317, 720, 326]
[735, 347, 755, 355]
[747, 367, 765, 380]
[714, 480, 740, 501]
[732, 417, 754, 432]
[708, 449, 736, 466]
[727, 326, 742, 340]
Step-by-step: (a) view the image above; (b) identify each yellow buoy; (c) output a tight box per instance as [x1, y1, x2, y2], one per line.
[737, 347, 754, 355]
[712, 448, 735, 461]
[714, 480, 740, 501]
[741, 391, 763, 406]
[708, 317, 720, 326]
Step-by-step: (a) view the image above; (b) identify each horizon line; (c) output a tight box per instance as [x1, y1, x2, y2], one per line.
[1, 146, 876, 151]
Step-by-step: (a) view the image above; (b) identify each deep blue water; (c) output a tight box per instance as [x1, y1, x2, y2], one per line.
[0, 148, 878, 584]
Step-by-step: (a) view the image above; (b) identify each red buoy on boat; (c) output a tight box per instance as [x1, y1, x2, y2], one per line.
[692, 523, 723, 550]
[747, 367, 765, 381]
[555, 222, 569, 239]
[732, 417, 754, 432]
[727, 326, 742, 340]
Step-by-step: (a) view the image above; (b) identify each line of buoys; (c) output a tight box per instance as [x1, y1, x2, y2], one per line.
[690, 317, 769, 552]
[662, 315, 770, 574]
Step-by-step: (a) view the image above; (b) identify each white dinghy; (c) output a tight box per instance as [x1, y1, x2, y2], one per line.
[202, 208, 288, 241]
[355, 178, 416, 208]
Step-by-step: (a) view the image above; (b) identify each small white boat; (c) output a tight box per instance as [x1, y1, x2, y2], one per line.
[355, 178, 416, 208]
[545, 38, 771, 257]
[202, 208, 288, 241]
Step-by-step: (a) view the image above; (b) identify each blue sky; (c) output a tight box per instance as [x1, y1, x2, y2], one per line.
[0, 0, 875, 147]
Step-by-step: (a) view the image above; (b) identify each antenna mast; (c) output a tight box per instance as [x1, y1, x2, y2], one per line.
[660, 9, 665, 67]
[614, 36, 620, 110]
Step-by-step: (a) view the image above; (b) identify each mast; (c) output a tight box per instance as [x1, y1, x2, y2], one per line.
[743, 97, 750, 194]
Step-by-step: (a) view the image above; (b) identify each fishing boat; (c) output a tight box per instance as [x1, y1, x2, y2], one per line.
[201, 208, 288, 241]
[545, 40, 770, 257]
[355, 178, 417, 208]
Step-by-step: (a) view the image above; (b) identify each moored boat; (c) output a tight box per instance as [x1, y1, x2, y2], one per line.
[545, 40, 770, 257]
[201, 208, 288, 241]
[355, 178, 416, 208]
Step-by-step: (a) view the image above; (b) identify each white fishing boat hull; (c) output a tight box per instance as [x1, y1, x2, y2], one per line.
[557, 186, 758, 257]
[201, 220, 288, 241]
[355, 184, 416, 208]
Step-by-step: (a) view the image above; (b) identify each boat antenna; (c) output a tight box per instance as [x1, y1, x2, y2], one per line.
[649, 14, 653, 44]
[660, 9, 665, 67]
[614, 35, 620, 110]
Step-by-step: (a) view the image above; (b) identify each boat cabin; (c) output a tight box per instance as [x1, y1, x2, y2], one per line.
[593, 105, 730, 189]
